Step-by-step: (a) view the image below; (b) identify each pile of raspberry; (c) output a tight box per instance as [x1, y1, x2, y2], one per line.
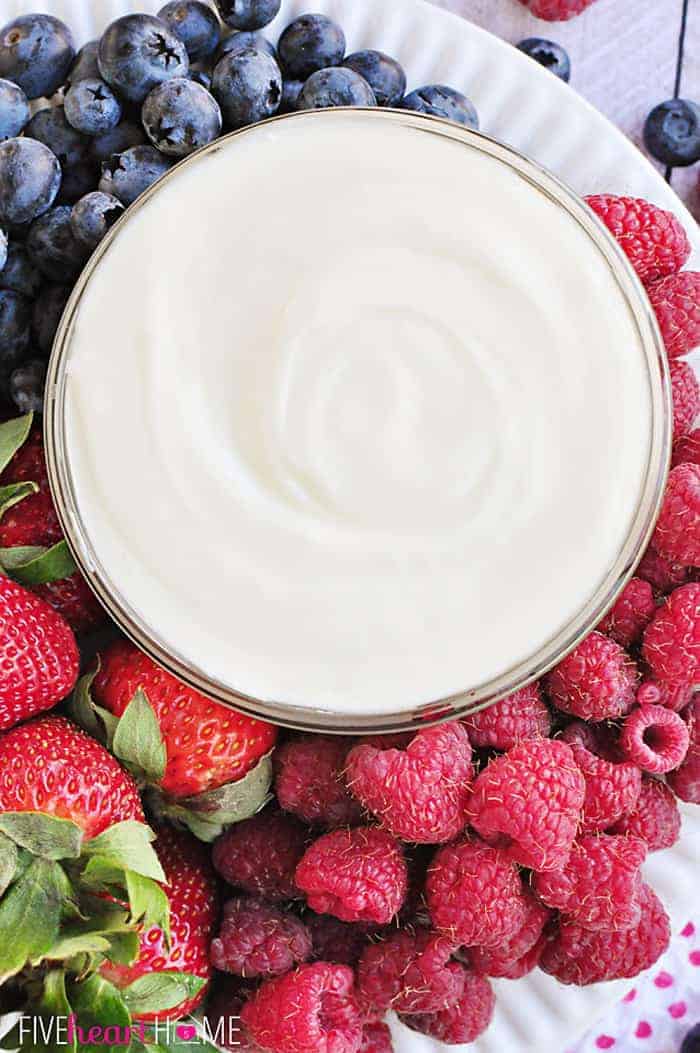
[203, 195, 699, 1053]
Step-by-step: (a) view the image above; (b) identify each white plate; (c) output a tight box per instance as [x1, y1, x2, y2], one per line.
[3, 0, 700, 1049]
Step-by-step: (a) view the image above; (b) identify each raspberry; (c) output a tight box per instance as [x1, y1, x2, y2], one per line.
[671, 360, 700, 439]
[399, 971, 495, 1045]
[360, 1023, 393, 1053]
[545, 632, 637, 721]
[274, 735, 363, 828]
[345, 722, 472, 844]
[212, 808, 309, 902]
[210, 897, 312, 979]
[597, 577, 656, 648]
[585, 196, 691, 285]
[610, 777, 681, 851]
[673, 428, 700, 468]
[636, 544, 690, 593]
[561, 722, 642, 833]
[426, 837, 527, 947]
[240, 963, 362, 1053]
[468, 889, 551, 979]
[356, 927, 465, 1016]
[467, 739, 585, 872]
[653, 680, 696, 712]
[668, 696, 700, 803]
[306, 913, 373, 968]
[462, 682, 551, 750]
[620, 704, 690, 773]
[539, 883, 671, 985]
[643, 583, 700, 684]
[647, 272, 700, 360]
[295, 827, 407, 925]
[533, 834, 646, 932]
[651, 465, 700, 567]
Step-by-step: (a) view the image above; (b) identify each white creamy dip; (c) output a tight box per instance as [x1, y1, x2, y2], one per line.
[61, 111, 653, 718]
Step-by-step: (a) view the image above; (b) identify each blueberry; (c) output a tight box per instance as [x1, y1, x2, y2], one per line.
[0, 228, 6, 272]
[64, 77, 123, 137]
[0, 241, 41, 297]
[214, 0, 281, 31]
[212, 47, 282, 128]
[0, 79, 30, 140]
[190, 68, 212, 90]
[142, 77, 222, 156]
[56, 160, 100, 206]
[90, 119, 147, 166]
[278, 14, 345, 80]
[0, 15, 75, 100]
[25, 106, 91, 169]
[681, 1024, 700, 1053]
[0, 289, 31, 365]
[9, 358, 46, 414]
[158, 1, 221, 61]
[67, 40, 100, 86]
[98, 14, 190, 104]
[71, 191, 124, 251]
[0, 138, 62, 226]
[280, 78, 303, 113]
[32, 282, 70, 354]
[402, 85, 479, 129]
[98, 145, 173, 207]
[343, 50, 406, 107]
[644, 99, 700, 167]
[298, 67, 376, 110]
[517, 38, 570, 82]
[216, 30, 276, 60]
[27, 205, 87, 282]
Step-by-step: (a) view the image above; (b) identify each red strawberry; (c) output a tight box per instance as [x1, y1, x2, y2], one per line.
[518, 0, 597, 20]
[0, 714, 144, 837]
[0, 576, 79, 730]
[32, 574, 106, 636]
[100, 825, 219, 1020]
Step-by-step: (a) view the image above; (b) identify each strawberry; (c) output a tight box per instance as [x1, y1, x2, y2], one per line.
[100, 825, 219, 1020]
[0, 577, 80, 730]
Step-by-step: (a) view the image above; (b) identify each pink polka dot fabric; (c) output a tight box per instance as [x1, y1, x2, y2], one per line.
[568, 921, 700, 1052]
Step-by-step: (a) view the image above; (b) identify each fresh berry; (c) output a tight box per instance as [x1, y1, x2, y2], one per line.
[93, 638, 277, 797]
[644, 99, 700, 167]
[668, 697, 700, 803]
[0, 138, 62, 226]
[158, 1, 221, 61]
[356, 927, 465, 1017]
[636, 543, 690, 593]
[70, 190, 124, 251]
[305, 912, 371, 968]
[25, 106, 91, 172]
[0, 242, 41, 298]
[98, 14, 189, 104]
[561, 721, 641, 833]
[241, 962, 362, 1053]
[647, 271, 700, 359]
[0, 425, 61, 546]
[399, 971, 495, 1045]
[652, 464, 700, 566]
[274, 735, 362, 828]
[597, 577, 656, 647]
[98, 144, 173, 206]
[681, 1024, 700, 1053]
[345, 722, 472, 844]
[0, 577, 79, 730]
[402, 85, 478, 128]
[545, 631, 637, 721]
[649, 679, 695, 711]
[671, 359, 700, 439]
[66, 40, 100, 85]
[468, 738, 585, 872]
[342, 50, 406, 107]
[216, 30, 276, 61]
[426, 837, 527, 947]
[101, 825, 218, 1020]
[643, 582, 700, 685]
[211, 895, 312, 978]
[584, 195, 691, 285]
[540, 882, 671, 985]
[517, 38, 570, 81]
[26, 205, 87, 282]
[0, 79, 30, 141]
[213, 807, 308, 901]
[215, 0, 281, 31]
[142, 77, 222, 156]
[467, 889, 552, 979]
[517, 0, 597, 19]
[32, 281, 71, 354]
[0, 288, 31, 364]
[64, 77, 122, 136]
[360, 1023, 393, 1053]
[0, 714, 143, 836]
[212, 47, 282, 128]
[298, 67, 376, 110]
[295, 826, 407, 925]
[462, 682, 551, 750]
[278, 14, 345, 80]
[0, 15, 75, 100]
[610, 777, 681, 851]
[31, 571, 106, 635]
[9, 359, 46, 415]
[90, 119, 146, 164]
[673, 428, 700, 468]
[533, 834, 646, 931]
[620, 703, 690, 773]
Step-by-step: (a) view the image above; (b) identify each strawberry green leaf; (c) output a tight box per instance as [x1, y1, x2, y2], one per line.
[0, 831, 18, 896]
[0, 414, 32, 475]
[0, 812, 83, 861]
[67, 664, 119, 748]
[0, 858, 69, 982]
[4, 540, 77, 586]
[104, 929, 140, 966]
[0, 545, 45, 569]
[79, 855, 129, 891]
[82, 822, 166, 883]
[67, 974, 131, 1053]
[112, 690, 167, 784]
[121, 973, 206, 1016]
[125, 870, 170, 943]
[0, 481, 38, 521]
[44, 931, 112, 960]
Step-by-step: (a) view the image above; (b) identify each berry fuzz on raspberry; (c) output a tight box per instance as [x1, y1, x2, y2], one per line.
[651, 464, 700, 567]
[360, 1022, 394, 1053]
[597, 577, 656, 648]
[468, 738, 585, 872]
[585, 195, 691, 285]
[345, 722, 472, 844]
[668, 696, 700, 803]
[462, 682, 551, 750]
[356, 926, 466, 1017]
[560, 721, 642, 833]
[610, 777, 681, 851]
[545, 631, 637, 721]
[211, 896, 312, 978]
[212, 807, 309, 902]
[620, 703, 690, 773]
[636, 544, 690, 593]
[274, 735, 363, 828]
[643, 583, 700, 685]
[295, 826, 407, 925]
[468, 888, 552, 979]
[671, 359, 700, 440]
[399, 971, 495, 1045]
[647, 271, 700, 360]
